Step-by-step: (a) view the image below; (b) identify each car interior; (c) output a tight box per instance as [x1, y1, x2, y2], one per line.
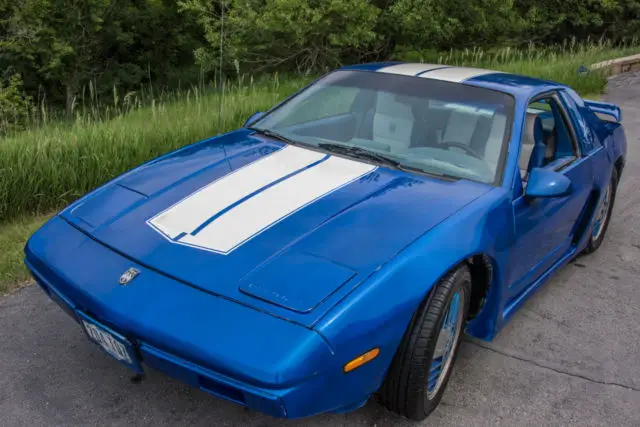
[274, 86, 510, 183]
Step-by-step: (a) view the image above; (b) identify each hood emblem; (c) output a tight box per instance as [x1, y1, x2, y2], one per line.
[119, 268, 140, 286]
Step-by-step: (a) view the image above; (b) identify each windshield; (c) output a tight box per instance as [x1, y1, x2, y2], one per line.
[252, 70, 514, 184]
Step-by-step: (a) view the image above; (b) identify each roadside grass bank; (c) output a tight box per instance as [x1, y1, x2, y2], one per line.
[0, 215, 50, 295]
[0, 75, 312, 222]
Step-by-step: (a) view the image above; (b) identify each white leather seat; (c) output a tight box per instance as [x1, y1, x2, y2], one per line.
[440, 109, 506, 173]
[519, 112, 543, 178]
[372, 92, 414, 152]
[442, 110, 480, 145]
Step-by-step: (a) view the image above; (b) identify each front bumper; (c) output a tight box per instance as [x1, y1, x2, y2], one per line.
[24, 216, 375, 418]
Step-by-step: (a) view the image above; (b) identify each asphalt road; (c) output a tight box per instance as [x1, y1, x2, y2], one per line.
[2, 74, 640, 427]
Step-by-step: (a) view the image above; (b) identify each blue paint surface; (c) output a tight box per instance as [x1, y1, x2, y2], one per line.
[24, 64, 627, 418]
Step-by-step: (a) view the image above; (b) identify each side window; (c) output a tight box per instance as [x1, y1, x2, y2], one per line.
[528, 101, 551, 112]
[276, 86, 360, 127]
[560, 89, 601, 152]
[519, 94, 578, 180]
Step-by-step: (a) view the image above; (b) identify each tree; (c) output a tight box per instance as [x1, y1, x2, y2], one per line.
[0, 74, 34, 135]
[2, 0, 640, 121]
[513, 0, 628, 43]
[1, 0, 114, 117]
[0, 0, 205, 116]
[180, 0, 380, 73]
[386, 0, 518, 50]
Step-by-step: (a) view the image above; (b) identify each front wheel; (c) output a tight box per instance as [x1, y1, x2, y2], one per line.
[584, 168, 618, 254]
[379, 265, 471, 420]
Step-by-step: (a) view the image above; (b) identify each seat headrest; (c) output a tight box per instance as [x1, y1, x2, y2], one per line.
[523, 112, 544, 146]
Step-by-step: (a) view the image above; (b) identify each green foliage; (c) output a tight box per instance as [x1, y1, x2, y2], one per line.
[176, 0, 640, 78]
[2, 0, 640, 116]
[0, 74, 34, 135]
[387, 0, 518, 49]
[179, 0, 380, 73]
[514, 0, 638, 43]
[1, 0, 113, 115]
[0, 0, 205, 115]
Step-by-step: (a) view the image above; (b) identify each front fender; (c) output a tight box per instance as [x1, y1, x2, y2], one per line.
[313, 187, 514, 396]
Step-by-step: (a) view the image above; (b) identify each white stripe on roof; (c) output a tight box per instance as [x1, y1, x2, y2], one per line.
[418, 66, 500, 82]
[377, 63, 443, 76]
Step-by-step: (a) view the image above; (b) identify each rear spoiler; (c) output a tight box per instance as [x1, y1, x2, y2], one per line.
[584, 100, 622, 123]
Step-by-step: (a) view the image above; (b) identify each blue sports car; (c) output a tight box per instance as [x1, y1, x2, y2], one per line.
[25, 63, 626, 420]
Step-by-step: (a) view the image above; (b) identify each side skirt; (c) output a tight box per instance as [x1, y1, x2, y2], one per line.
[501, 245, 578, 323]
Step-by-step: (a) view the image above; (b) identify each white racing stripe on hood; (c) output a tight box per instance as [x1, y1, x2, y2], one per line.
[148, 145, 325, 240]
[418, 67, 500, 82]
[179, 155, 376, 254]
[377, 63, 442, 76]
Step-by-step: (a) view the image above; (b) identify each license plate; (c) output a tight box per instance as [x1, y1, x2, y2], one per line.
[77, 312, 142, 373]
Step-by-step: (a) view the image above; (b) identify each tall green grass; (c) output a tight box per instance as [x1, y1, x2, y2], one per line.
[0, 75, 311, 220]
[0, 214, 49, 294]
[1, 42, 638, 222]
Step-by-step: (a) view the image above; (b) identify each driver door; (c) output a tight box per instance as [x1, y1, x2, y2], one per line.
[508, 92, 593, 300]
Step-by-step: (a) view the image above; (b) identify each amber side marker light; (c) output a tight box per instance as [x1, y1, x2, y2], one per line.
[343, 348, 380, 373]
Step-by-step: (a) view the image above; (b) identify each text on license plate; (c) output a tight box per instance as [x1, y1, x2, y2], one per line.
[82, 320, 133, 364]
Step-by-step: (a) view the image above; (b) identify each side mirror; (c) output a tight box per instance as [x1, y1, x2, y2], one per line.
[244, 111, 265, 128]
[525, 167, 572, 198]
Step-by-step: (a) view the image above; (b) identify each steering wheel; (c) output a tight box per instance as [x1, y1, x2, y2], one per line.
[439, 141, 483, 160]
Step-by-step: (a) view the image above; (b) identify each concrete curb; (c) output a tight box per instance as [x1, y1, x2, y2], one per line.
[591, 53, 640, 75]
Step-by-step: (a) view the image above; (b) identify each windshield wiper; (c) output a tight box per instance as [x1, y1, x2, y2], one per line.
[249, 134, 460, 180]
[248, 127, 302, 146]
[317, 143, 402, 168]
[318, 143, 461, 180]
[250, 130, 409, 171]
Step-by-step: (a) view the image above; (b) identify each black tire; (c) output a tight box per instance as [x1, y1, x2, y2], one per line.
[583, 168, 618, 254]
[379, 265, 471, 420]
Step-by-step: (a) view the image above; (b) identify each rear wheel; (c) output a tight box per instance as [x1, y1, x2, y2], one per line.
[584, 168, 618, 254]
[379, 265, 471, 420]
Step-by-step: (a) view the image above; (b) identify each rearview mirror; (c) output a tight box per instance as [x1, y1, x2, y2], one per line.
[525, 167, 572, 198]
[244, 111, 265, 128]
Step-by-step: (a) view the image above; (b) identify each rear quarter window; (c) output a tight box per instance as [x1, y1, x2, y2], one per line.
[561, 89, 603, 152]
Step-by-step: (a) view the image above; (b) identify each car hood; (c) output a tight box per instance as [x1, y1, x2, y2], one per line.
[61, 129, 491, 326]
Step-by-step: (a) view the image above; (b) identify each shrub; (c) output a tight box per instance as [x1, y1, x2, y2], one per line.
[0, 74, 34, 136]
